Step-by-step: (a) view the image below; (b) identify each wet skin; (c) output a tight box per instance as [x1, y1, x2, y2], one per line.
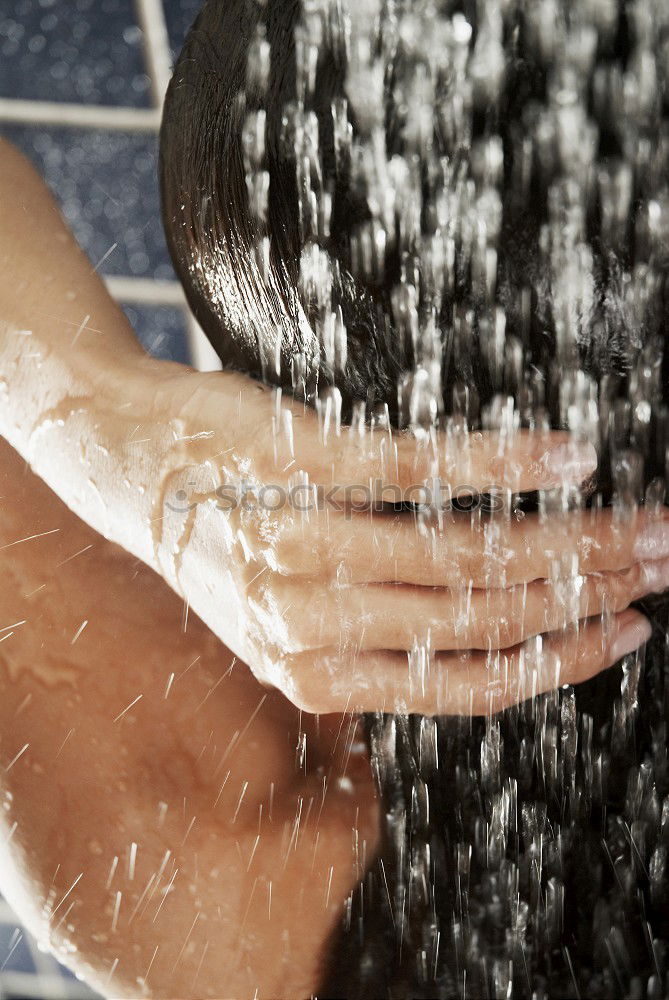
[0, 433, 378, 998]
[0, 139, 377, 998]
[0, 140, 663, 723]
[0, 140, 667, 997]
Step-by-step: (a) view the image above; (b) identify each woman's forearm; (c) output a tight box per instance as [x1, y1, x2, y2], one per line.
[0, 311, 179, 575]
[0, 142, 271, 672]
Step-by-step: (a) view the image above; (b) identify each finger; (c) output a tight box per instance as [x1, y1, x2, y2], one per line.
[273, 506, 669, 587]
[182, 374, 597, 493]
[284, 609, 651, 715]
[292, 424, 597, 496]
[277, 557, 669, 652]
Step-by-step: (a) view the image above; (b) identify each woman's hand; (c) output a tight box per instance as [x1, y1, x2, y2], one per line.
[0, 139, 665, 719]
[120, 366, 663, 714]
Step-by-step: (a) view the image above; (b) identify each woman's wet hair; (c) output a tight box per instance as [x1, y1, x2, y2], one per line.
[160, 0, 669, 431]
[160, 2, 669, 996]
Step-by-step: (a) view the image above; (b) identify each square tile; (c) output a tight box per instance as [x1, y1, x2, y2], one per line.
[122, 302, 191, 364]
[0, 0, 151, 106]
[0, 922, 34, 974]
[161, 0, 202, 62]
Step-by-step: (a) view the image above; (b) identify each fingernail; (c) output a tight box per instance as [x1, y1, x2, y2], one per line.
[641, 556, 669, 593]
[633, 522, 669, 560]
[609, 610, 652, 662]
[540, 441, 598, 485]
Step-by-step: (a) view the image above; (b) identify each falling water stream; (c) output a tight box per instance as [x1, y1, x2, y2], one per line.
[166, 0, 669, 995]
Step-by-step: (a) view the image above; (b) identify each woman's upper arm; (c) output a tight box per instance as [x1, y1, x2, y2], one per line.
[0, 138, 146, 365]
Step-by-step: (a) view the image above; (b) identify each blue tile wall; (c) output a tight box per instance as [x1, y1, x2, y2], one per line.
[0, 0, 151, 107]
[0, 923, 35, 975]
[1, 123, 175, 281]
[162, 0, 201, 61]
[122, 302, 190, 363]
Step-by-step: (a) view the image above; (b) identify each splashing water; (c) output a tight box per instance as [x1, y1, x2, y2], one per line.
[251, 1, 669, 997]
[168, 0, 669, 995]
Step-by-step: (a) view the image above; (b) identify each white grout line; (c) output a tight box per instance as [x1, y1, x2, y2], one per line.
[0, 98, 161, 132]
[134, 0, 174, 108]
[106, 281, 222, 372]
[187, 313, 224, 372]
[106, 279, 223, 373]
[0, 899, 18, 920]
[104, 275, 185, 306]
[0, 970, 99, 999]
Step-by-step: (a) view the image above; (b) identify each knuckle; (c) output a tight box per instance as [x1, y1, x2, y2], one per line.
[317, 535, 341, 580]
[285, 664, 330, 715]
[273, 530, 316, 576]
[595, 569, 634, 612]
[267, 579, 317, 653]
[294, 591, 333, 649]
[274, 521, 338, 578]
[284, 649, 356, 714]
[611, 569, 635, 610]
